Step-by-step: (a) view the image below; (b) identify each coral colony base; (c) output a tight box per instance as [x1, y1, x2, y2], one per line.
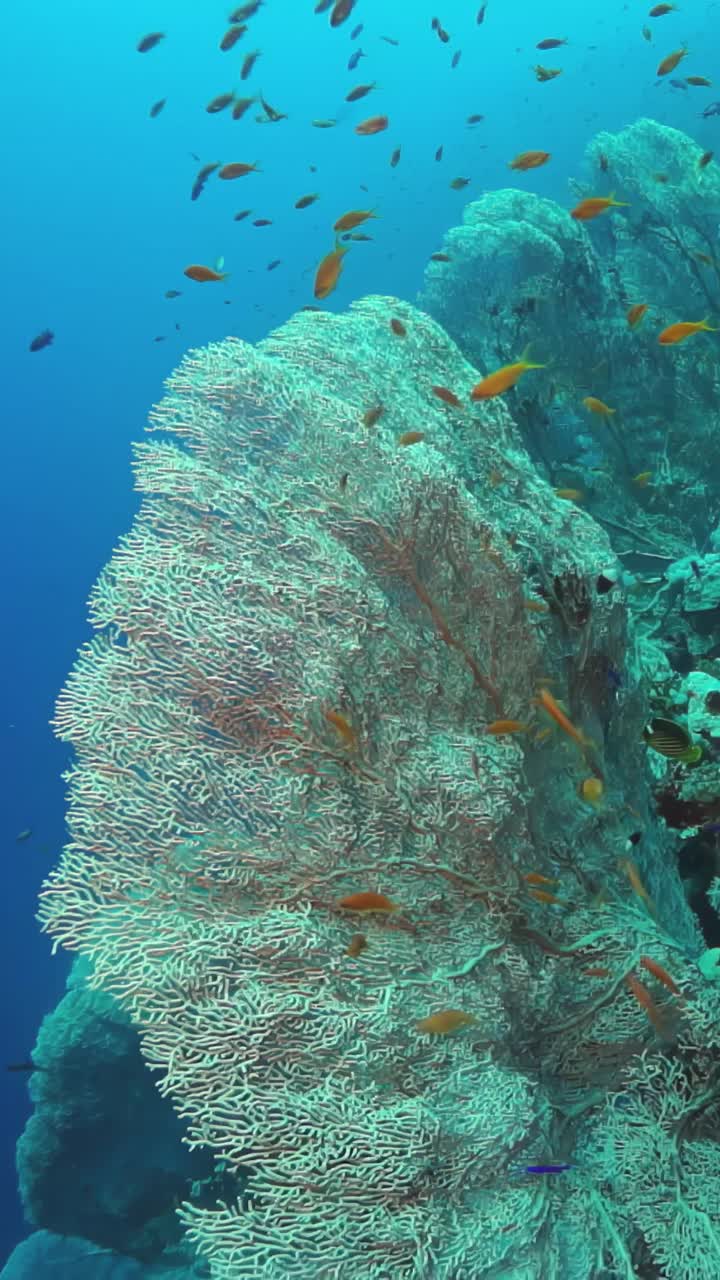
[7, 119, 720, 1280]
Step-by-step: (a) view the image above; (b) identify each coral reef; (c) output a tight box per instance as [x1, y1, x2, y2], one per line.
[11, 956, 216, 1273]
[31, 283, 720, 1280]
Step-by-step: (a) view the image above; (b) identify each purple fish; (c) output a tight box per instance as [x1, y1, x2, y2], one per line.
[524, 1164, 573, 1175]
[701, 101, 720, 117]
[137, 32, 164, 53]
[347, 46, 365, 70]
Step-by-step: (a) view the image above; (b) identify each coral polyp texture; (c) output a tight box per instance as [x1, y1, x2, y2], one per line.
[37, 297, 720, 1278]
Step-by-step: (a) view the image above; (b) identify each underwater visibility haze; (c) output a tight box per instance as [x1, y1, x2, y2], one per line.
[6, 0, 720, 1277]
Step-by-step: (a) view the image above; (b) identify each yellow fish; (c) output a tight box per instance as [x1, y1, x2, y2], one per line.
[416, 1010, 478, 1035]
[470, 349, 546, 400]
[658, 318, 718, 345]
[582, 395, 615, 416]
[554, 488, 584, 502]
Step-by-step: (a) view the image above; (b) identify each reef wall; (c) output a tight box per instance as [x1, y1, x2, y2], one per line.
[26, 279, 720, 1280]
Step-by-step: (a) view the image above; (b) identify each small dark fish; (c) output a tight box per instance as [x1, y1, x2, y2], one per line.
[434, 21, 450, 43]
[699, 150, 714, 169]
[301, 304, 323, 310]
[536, 38, 567, 50]
[315, 0, 334, 10]
[701, 101, 720, 117]
[230, 0, 263, 18]
[390, 318, 407, 336]
[330, 0, 357, 27]
[599, 152, 609, 172]
[522, 1164, 573, 1175]
[234, 209, 252, 220]
[341, 232, 373, 240]
[258, 92, 287, 122]
[350, 23, 363, 39]
[164, 289, 182, 298]
[430, 252, 451, 261]
[29, 329, 53, 352]
[267, 259, 281, 271]
[476, 3, 487, 23]
[346, 82, 377, 102]
[295, 193, 319, 208]
[467, 113, 484, 124]
[153, 336, 166, 343]
[149, 98, 166, 118]
[220, 25, 247, 52]
[669, 79, 688, 90]
[339, 471, 349, 490]
[435, 144, 444, 161]
[450, 176, 470, 189]
[347, 47, 366, 71]
[596, 573, 615, 594]
[691, 559, 703, 577]
[380, 35, 399, 46]
[137, 32, 164, 53]
[363, 403, 385, 428]
[390, 146, 401, 167]
[6, 1061, 44, 1073]
[191, 161, 220, 201]
[16, 829, 32, 842]
[253, 218, 272, 226]
[451, 50, 462, 68]
[206, 92, 235, 113]
[232, 96, 255, 120]
[241, 49, 261, 79]
[312, 117, 337, 128]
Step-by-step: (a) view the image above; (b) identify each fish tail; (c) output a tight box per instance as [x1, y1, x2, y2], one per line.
[702, 318, 719, 331]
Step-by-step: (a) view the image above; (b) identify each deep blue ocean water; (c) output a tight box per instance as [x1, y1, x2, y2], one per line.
[2, 0, 719, 1265]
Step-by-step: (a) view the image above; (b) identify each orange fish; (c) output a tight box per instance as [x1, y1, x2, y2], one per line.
[582, 395, 615, 416]
[624, 973, 674, 1038]
[509, 150, 551, 170]
[687, 76, 712, 86]
[528, 888, 568, 906]
[314, 240, 349, 299]
[640, 954, 682, 997]
[536, 687, 590, 751]
[627, 303, 649, 329]
[470, 352, 546, 400]
[218, 162, 261, 179]
[571, 194, 629, 220]
[390, 318, 407, 336]
[699, 150, 714, 169]
[523, 872, 559, 886]
[582, 966, 611, 978]
[658, 318, 718, 344]
[338, 891, 399, 912]
[534, 65, 563, 81]
[324, 708, 358, 750]
[333, 209, 377, 232]
[295, 193, 320, 209]
[355, 115, 389, 135]
[231, 96, 256, 120]
[524, 599, 549, 613]
[398, 431, 425, 447]
[416, 1009, 478, 1035]
[554, 488, 584, 502]
[345, 82, 379, 102]
[618, 857, 655, 914]
[345, 933, 368, 958]
[656, 46, 689, 76]
[184, 264, 229, 282]
[432, 385, 462, 407]
[486, 719, 529, 735]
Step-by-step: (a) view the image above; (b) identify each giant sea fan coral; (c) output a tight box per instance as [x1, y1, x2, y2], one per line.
[38, 296, 717, 1279]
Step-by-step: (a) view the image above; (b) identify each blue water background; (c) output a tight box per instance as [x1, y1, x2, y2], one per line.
[2, 0, 719, 1262]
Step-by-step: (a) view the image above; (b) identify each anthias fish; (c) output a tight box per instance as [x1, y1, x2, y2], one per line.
[658, 318, 718, 344]
[137, 32, 164, 53]
[571, 194, 629, 220]
[184, 264, 229, 283]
